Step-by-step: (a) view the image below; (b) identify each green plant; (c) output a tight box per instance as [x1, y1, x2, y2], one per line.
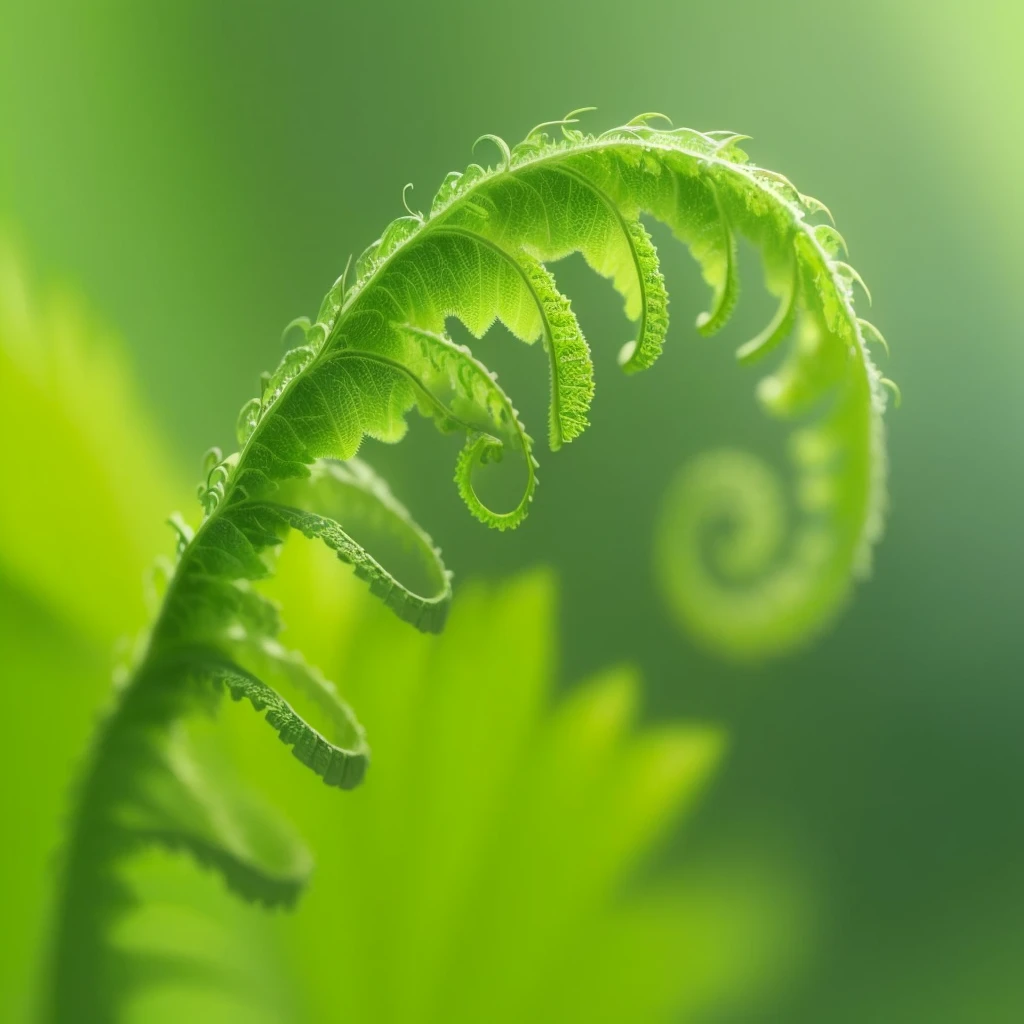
[43, 112, 891, 1021]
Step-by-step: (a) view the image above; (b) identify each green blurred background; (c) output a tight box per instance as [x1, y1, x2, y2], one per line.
[1, 0, 1022, 1020]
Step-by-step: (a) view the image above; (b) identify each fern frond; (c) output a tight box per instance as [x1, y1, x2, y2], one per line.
[45, 114, 893, 1018]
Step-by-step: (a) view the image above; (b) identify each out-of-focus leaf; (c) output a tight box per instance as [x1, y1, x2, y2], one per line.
[0, 239, 184, 643]
[0, 240, 190, 1022]
[228, 547, 805, 1023]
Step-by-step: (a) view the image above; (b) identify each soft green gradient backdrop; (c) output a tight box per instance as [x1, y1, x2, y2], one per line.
[2, 0, 1021, 1019]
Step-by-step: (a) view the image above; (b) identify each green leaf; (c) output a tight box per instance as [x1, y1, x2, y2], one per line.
[35, 113, 892, 1019]
[117, 724, 312, 908]
[160, 649, 369, 791]
[400, 325, 537, 529]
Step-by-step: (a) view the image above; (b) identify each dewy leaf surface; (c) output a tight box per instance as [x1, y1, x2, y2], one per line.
[35, 113, 892, 1021]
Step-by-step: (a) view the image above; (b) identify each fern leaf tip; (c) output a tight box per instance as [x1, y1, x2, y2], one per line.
[879, 376, 902, 408]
